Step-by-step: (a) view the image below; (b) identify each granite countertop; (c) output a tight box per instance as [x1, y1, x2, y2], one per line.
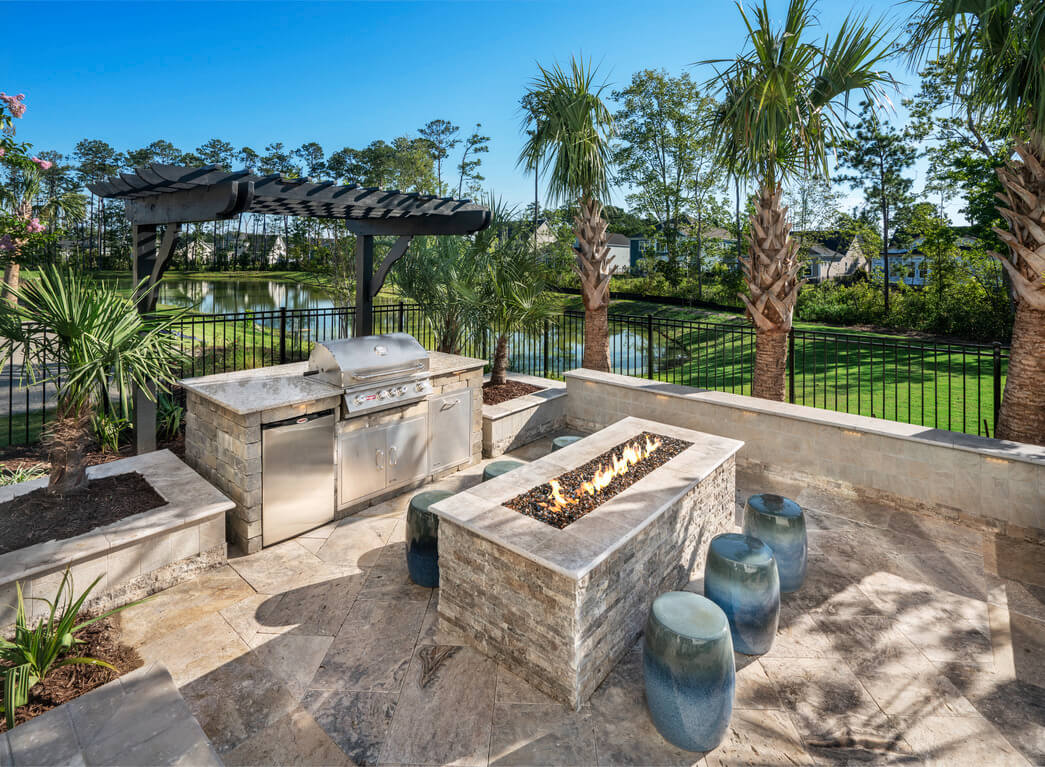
[181, 351, 485, 415]
[429, 351, 486, 376]
[180, 363, 343, 415]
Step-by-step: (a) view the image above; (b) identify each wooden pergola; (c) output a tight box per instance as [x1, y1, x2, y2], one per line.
[89, 163, 491, 451]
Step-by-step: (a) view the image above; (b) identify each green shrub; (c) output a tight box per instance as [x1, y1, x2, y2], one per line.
[0, 464, 48, 487]
[0, 570, 147, 728]
[157, 393, 185, 441]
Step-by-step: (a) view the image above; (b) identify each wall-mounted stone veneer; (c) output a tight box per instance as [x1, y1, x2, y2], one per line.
[482, 373, 566, 457]
[0, 450, 231, 630]
[566, 369, 1045, 541]
[432, 417, 741, 709]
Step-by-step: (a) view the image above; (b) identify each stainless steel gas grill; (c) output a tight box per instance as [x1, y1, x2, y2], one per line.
[302, 333, 470, 513]
[307, 333, 434, 414]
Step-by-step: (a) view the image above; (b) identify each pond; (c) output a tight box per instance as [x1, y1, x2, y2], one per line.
[157, 277, 334, 314]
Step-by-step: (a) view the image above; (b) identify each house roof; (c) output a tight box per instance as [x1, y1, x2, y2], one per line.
[87, 164, 491, 236]
[607, 233, 630, 246]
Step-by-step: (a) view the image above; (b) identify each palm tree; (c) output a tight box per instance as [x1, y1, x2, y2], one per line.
[460, 199, 558, 385]
[701, 0, 896, 400]
[0, 166, 85, 304]
[907, 0, 1045, 445]
[520, 57, 616, 372]
[0, 267, 187, 494]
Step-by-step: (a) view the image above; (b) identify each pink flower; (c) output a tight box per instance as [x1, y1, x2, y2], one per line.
[0, 148, 5, 158]
[0, 235, 14, 252]
[31, 157, 53, 170]
[0, 92, 26, 118]
[26, 218, 44, 234]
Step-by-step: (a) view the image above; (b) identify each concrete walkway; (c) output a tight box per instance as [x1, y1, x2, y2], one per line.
[118, 434, 1045, 766]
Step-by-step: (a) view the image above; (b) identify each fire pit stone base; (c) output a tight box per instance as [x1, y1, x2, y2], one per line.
[432, 417, 742, 708]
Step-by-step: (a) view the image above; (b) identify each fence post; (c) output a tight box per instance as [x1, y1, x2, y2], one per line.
[992, 341, 1002, 432]
[397, 302, 405, 333]
[543, 319, 550, 378]
[787, 328, 796, 404]
[279, 307, 287, 365]
[646, 315, 655, 380]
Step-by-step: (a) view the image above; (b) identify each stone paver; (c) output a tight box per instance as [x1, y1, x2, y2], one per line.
[108, 432, 1044, 765]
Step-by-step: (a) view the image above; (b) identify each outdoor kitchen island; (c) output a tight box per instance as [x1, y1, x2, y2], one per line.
[431, 416, 743, 709]
[181, 343, 484, 554]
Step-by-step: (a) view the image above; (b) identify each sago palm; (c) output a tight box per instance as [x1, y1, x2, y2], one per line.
[907, 0, 1045, 445]
[0, 266, 188, 493]
[520, 57, 616, 372]
[702, 0, 896, 400]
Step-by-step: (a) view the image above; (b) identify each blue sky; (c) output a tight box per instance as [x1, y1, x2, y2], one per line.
[8, 0, 926, 214]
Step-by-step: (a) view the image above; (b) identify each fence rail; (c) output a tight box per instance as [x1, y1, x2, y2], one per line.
[0, 304, 1008, 447]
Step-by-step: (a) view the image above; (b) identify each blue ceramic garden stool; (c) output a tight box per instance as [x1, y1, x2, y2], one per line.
[551, 435, 582, 452]
[643, 591, 735, 752]
[743, 494, 807, 592]
[406, 490, 452, 588]
[704, 533, 780, 655]
[482, 459, 524, 482]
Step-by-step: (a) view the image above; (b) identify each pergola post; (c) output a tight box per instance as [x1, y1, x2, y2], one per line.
[132, 223, 159, 455]
[354, 235, 374, 337]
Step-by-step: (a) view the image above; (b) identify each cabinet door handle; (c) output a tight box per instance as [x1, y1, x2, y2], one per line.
[440, 399, 459, 411]
[375, 449, 385, 469]
[389, 446, 398, 466]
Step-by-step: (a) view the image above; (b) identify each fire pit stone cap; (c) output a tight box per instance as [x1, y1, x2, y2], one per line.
[430, 417, 742, 580]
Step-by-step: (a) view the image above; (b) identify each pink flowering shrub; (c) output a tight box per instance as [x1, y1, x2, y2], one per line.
[30, 156, 52, 170]
[26, 218, 44, 234]
[0, 93, 26, 119]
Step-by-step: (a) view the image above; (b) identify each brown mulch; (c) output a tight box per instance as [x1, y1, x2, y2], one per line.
[0, 434, 185, 474]
[505, 432, 692, 529]
[483, 380, 543, 406]
[0, 615, 143, 732]
[0, 473, 166, 555]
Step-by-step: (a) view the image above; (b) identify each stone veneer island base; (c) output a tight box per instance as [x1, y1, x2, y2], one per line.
[431, 416, 742, 709]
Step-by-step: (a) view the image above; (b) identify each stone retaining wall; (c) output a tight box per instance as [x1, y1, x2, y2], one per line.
[566, 368, 1045, 541]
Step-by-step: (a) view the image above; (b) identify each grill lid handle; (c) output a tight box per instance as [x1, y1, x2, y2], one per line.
[351, 362, 424, 380]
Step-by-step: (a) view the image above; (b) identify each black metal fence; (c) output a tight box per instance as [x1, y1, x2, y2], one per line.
[0, 304, 1008, 446]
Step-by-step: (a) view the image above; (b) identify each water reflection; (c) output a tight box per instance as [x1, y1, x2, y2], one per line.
[158, 278, 333, 313]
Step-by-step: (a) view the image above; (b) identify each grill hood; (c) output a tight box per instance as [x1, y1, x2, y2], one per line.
[307, 333, 430, 389]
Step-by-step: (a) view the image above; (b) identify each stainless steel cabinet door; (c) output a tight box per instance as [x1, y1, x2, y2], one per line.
[338, 427, 387, 507]
[429, 391, 472, 472]
[387, 416, 428, 486]
[262, 412, 336, 547]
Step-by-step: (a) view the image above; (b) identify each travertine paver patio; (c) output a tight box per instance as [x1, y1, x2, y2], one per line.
[118, 433, 1045, 766]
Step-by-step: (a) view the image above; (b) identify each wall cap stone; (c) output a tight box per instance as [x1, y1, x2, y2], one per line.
[565, 368, 1045, 467]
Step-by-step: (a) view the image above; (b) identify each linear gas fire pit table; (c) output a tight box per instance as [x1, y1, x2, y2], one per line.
[430, 416, 743, 708]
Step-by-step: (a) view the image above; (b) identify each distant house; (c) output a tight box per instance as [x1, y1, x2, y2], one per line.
[628, 226, 735, 273]
[802, 232, 868, 283]
[606, 233, 630, 272]
[870, 234, 978, 287]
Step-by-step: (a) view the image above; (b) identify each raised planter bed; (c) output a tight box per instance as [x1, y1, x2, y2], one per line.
[0, 450, 233, 629]
[482, 373, 567, 458]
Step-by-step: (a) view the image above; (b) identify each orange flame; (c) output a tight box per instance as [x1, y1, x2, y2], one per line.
[540, 435, 662, 514]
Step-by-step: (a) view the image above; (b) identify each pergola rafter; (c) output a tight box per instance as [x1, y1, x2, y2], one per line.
[89, 163, 491, 452]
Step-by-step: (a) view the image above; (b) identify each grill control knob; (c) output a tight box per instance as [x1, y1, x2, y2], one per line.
[415, 382, 425, 392]
[378, 389, 389, 400]
[398, 386, 408, 395]
[353, 395, 365, 405]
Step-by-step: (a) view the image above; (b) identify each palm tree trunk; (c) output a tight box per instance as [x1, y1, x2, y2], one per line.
[2, 262, 21, 306]
[739, 185, 803, 402]
[992, 137, 1045, 445]
[573, 195, 612, 372]
[45, 414, 92, 495]
[490, 333, 511, 386]
[751, 328, 788, 400]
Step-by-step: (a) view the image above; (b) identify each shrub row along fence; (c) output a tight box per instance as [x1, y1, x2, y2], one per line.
[1, 304, 1008, 446]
